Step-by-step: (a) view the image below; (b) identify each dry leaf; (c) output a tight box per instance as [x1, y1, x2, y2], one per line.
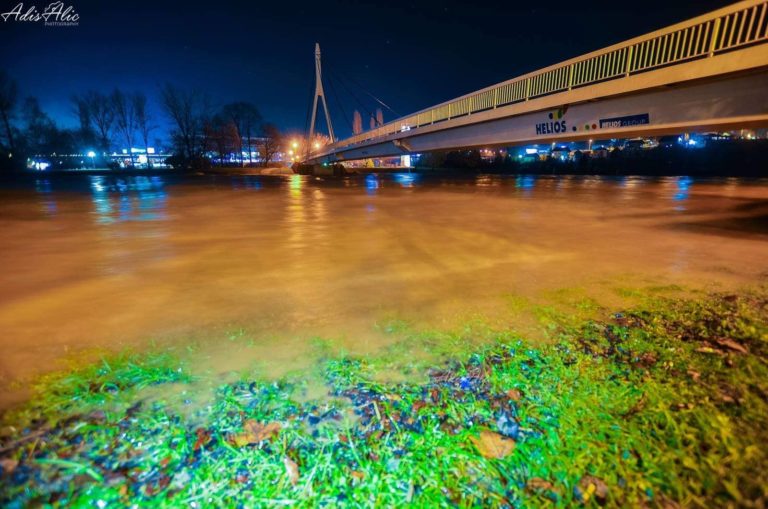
[695, 347, 723, 356]
[193, 428, 211, 451]
[577, 475, 608, 504]
[506, 389, 522, 401]
[283, 456, 299, 486]
[0, 458, 19, 475]
[526, 477, 557, 492]
[350, 470, 365, 481]
[470, 430, 516, 459]
[229, 420, 281, 447]
[715, 338, 748, 354]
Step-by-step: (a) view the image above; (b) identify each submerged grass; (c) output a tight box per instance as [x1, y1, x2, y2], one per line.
[1, 288, 767, 508]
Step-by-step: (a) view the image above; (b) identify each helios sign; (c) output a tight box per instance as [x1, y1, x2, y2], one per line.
[535, 107, 568, 135]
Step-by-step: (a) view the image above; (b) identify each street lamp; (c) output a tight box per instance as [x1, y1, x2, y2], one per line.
[313, 142, 320, 149]
[87, 150, 96, 169]
[291, 140, 298, 149]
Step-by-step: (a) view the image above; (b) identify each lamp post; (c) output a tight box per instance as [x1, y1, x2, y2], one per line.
[87, 151, 96, 169]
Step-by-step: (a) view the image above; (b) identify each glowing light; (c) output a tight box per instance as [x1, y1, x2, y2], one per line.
[87, 151, 96, 158]
[291, 141, 298, 149]
[313, 142, 320, 149]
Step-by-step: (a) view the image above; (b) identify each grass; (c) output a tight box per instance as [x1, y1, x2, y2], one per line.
[1, 287, 767, 508]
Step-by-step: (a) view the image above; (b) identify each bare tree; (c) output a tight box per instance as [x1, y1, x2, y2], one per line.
[132, 92, 153, 167]
[111, 89, 138, 166]
[205, 114, 239, 166]
[0, 70, 18, 156]
[259, 123, 281, 167]
[161, 83, 204, 163]
[22, 97, 59, 156]
[221, 102, 261, 166]
[72, 91, 114, 154]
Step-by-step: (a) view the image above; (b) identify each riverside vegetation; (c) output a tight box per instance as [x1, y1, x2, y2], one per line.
[0, 286, 766, 508]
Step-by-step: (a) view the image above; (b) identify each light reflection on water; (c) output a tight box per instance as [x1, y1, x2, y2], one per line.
[89, 175, 167, 224]
[1, 172, 767, 403]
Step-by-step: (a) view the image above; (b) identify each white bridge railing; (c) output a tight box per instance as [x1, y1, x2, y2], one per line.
[326, 0, 768, 152]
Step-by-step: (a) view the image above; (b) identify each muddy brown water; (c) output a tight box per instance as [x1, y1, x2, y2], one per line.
[1, 172, 767, 408]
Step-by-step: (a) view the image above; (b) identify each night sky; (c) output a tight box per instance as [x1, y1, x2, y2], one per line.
[2, 0, 732, 141]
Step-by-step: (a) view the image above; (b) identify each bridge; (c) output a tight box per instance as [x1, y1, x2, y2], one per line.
[304, 0, 768, 164]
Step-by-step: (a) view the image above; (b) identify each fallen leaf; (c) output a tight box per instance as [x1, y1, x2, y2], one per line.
[526, 477, 557, 492]
[695, 347, 723, 356]
[470, 430, 516, 459]
[229, 420, 281, 447]
[506, 389, 522, 401]
[687, 370, 701, 381]
[576, 475, 608, 504]
[350, 470, 365, 481]
[193, 428, 211, 451]
[283, 456, 299, 486]
[715, 338, 748, 354]
[0, 458, 19, 475]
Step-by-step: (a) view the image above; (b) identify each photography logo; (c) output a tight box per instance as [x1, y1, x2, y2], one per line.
[1, 2, 79, 26]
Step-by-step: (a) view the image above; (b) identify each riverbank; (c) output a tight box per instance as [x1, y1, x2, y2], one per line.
[1, 287, 766, 507]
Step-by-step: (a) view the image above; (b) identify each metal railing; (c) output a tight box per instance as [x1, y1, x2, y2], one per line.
[330, 0, 768, 151]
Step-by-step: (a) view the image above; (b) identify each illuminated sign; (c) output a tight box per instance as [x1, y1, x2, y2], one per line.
[536, 120, 566, 135]
[599, 113, 650, 129]
[536, 107, 568, 135]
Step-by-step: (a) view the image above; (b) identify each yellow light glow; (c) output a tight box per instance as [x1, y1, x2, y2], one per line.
[313, 142, 320, 149]
[292, 141, 298, 149]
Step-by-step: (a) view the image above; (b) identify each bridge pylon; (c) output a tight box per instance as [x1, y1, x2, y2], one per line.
[308, 43, 335, 153]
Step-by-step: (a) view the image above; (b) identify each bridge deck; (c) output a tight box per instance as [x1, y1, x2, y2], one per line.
[308, 0, 768, 163]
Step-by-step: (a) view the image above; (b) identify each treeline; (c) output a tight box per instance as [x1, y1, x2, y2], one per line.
[0, 70, 283, 171]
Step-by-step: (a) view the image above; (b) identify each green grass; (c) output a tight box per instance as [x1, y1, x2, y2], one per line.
[1, 288, 767, 507]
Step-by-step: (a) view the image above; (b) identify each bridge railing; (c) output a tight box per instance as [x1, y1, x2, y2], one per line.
[330, 0, 768, 151]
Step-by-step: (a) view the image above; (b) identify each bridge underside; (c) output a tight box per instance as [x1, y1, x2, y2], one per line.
[310, 59, 768, 164]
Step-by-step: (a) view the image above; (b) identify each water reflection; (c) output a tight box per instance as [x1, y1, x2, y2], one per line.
[393, 172, 419, 188]
[515, 175, 536, 193]
[89, 176, 167, 224]
[4, 171, 768, 402]
[231, 176, 263, 191]
[34, 178, 56, 215]
[365, 174, 379, 195]
[674, 176, 693, 202]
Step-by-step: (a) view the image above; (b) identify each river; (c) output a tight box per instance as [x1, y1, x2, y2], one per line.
[1, 172, 766, 407]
